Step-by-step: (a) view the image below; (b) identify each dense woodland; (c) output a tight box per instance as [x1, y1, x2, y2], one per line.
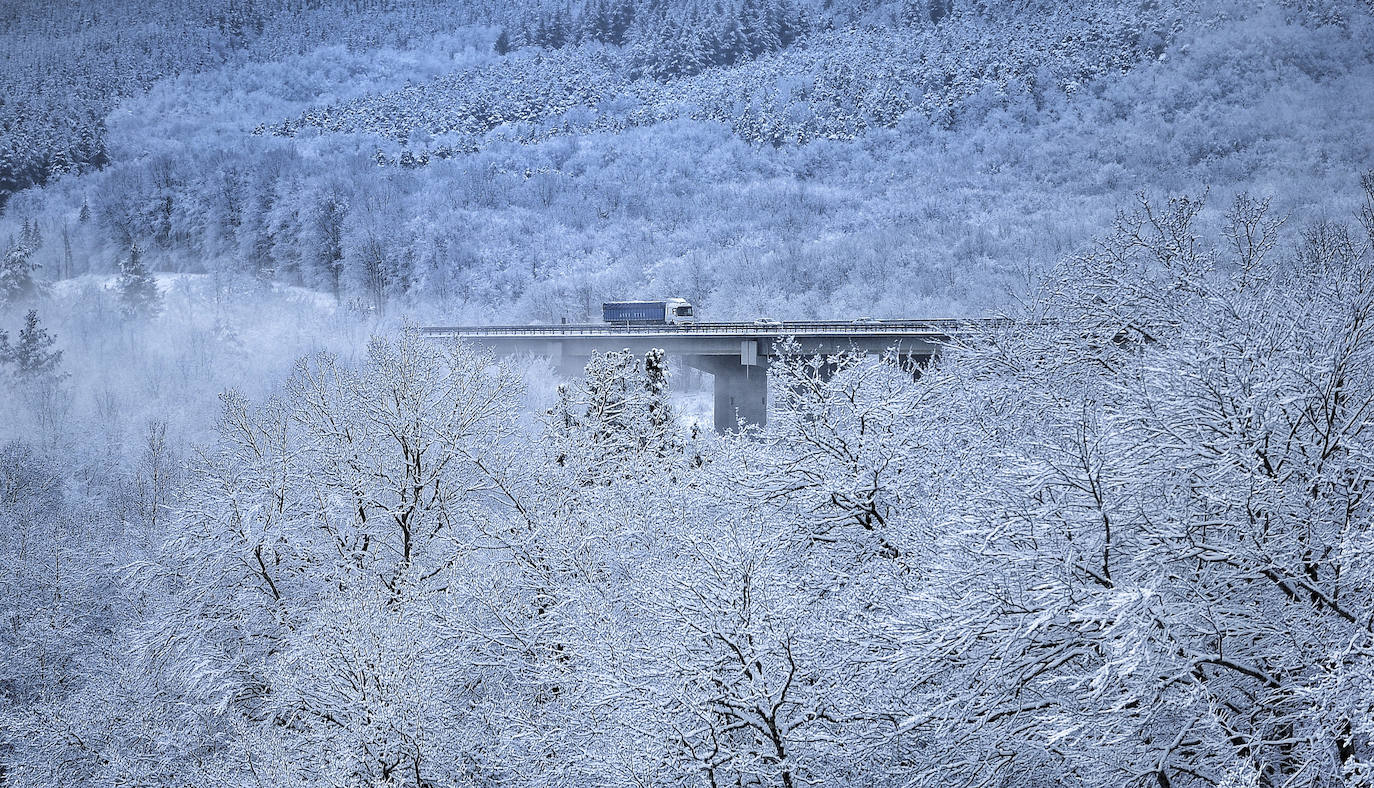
[2, 0, 1373, 786]
[2, 181, 1373, 787]
[2, 0, 1370, 319]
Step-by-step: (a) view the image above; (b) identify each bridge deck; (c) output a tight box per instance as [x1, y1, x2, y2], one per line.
[419, 319, 985, 340]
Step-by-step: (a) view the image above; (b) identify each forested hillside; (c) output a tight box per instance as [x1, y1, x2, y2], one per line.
[2, 180, 1373, 787]
[3, 0, 1370, 319]
[1, 1, 1373, 786]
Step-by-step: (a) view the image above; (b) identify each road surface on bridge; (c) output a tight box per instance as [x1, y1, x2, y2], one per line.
[419, 319, 980, 340]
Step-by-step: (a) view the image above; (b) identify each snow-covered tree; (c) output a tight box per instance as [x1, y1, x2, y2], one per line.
[0, 237, 40, 306]
[127, 330, 527, 786]
[117, 242, 160, 317]
[551, 347, 684, 483]
[0, 310, 64, 382]
[886, 185, 1374, 788]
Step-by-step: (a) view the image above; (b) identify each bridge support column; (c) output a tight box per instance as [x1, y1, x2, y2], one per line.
[715, 360, 768, 432]
[686, 351, 769, 433]
[556, 352, 589, 377]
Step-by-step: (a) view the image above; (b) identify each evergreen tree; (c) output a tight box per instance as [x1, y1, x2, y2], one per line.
[643, 348, 679, 456]
[609, 0, 635, 45]
[550, 349, 639, 483]
[714, 14, 748, 65]
[118, 242, 161, 317]
[494, 28, 512, 55]
[551, 348, 683, 481]
[580, 0, 610, 44]
[545, 8, 570, 49]
[0, 144, 18, 207]
[312, 193, 347, 299]
[21, 218, 41, 250]
[778, 0, 803, 46]
[0, 309, 64, 382]
[741, 0, 779, 56]
[0, 235, 40, 306]
[583, 349, 636, 455]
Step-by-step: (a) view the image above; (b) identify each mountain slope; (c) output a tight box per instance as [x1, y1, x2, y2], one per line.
[1, 0, 1370, 321]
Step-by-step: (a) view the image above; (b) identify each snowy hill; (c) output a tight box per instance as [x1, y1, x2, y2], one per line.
[1, 0, 1371, 322]
[3, 2, 1374, 787]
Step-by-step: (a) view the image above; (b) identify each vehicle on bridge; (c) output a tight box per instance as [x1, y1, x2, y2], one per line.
[602, 298, 696, 325]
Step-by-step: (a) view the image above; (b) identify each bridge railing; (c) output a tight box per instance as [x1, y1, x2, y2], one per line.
[419, 318, 1003, 338]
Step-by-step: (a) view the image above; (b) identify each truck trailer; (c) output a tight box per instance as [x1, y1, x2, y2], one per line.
[601, 298, 696, 325]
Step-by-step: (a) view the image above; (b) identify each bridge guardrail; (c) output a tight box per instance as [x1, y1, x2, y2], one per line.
[419, 318, 1003, 338]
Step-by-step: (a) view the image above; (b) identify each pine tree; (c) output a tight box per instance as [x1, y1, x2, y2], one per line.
[550, 348, 683, 481]
[551, 382, 579, 467]
[0, 235, 40, 306]
[118, 242, 160, 316]
[778, 0, 803, 46]
[0, 309, 64, 382]
[548, 350, 638, 483]
[582, 0, 611, 44]
[602, 0, 634, 46]
[494, 28, 512, 55]
[545, 8, 570, 49]
[741, 0, 779, 56]
[643, 348, 679, 456]
[583, 349, 636, 454]
[0, 145, 18, 206]
[714, 13, 748, 65]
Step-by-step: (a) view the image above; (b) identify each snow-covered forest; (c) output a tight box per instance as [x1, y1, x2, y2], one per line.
[2, 0, 1374, 785]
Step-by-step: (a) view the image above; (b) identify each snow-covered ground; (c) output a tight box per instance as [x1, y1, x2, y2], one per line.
[672, 385, 713, 432]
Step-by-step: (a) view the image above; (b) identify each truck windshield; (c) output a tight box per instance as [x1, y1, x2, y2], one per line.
[676, 306, 692, 316]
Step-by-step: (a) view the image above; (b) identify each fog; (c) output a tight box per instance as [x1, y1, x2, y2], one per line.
[2, 1, 1373, 785]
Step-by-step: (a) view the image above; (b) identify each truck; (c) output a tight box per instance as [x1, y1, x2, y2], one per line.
[601, 298, 696, 325]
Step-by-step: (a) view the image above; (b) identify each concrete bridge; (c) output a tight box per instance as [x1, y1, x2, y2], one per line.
[420, 320, 979, 432]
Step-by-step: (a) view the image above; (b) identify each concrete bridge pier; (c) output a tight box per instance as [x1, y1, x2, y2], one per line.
[553, 345, 768, 433]
[686, 340, 769, 432]
[555, 352, 589, 378]
[432, 321, 959, 434]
